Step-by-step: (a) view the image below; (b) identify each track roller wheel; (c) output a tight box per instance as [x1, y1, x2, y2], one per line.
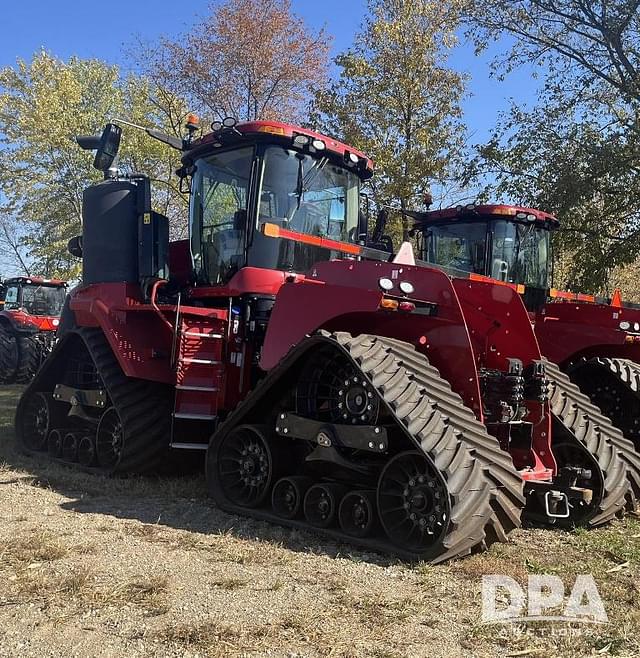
[19, 392, 53, 451]
[339, 490, 377, 538]
[272, 476, 313, 519]
[62, 432, 79, 463]
[215, 425, 274, 508]
[77, 435, 97, 467]
[47, 429, 63, 457]
[303, 483, 347, 528]
[377, 451, 449, 553]
[96, 407, 123, 469]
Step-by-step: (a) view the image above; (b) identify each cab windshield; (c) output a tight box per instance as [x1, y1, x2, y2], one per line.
[4, 284, 66, 316]
[492, 221, 550, 288]
[421, 220, 551, 288]
[251, 146, 360, 272]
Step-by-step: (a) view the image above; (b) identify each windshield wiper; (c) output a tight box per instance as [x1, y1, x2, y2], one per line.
[295, 155, 304, 212]
[289, 156, 329, 221]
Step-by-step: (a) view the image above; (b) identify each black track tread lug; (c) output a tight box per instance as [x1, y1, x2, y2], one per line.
[544, 358, 633, 524]
[15, 334, 42, 384]
[208, 331, 525, 563]
[16, 327, 171, 475]
[0, 324, 18, 384]
[569, 357, 640, 504]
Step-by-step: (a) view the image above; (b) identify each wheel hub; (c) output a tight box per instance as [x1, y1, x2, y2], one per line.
[296, 348, 380, 425]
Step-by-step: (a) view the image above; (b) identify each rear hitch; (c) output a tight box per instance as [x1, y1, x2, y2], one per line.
[524, 480, 593, 524]
[544, 490, 570, 519]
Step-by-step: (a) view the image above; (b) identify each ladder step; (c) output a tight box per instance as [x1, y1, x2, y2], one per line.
[170, 442, 209, 451]
[181, 357, 221, 365]
[173, 412, 217, 420]
[176, 385, 218, 392]
[184, 331, 223, 339]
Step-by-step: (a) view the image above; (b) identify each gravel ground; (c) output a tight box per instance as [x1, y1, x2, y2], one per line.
[1, 385, 639, 657]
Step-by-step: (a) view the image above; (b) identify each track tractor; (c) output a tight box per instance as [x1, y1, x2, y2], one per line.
[14, 121, 640, 563]
[0, 276, 67, 384]
[412, 203, 640, 500]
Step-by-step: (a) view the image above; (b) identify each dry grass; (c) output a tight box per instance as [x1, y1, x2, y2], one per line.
[0, 530, 68, 567]
[2, 385, 640, 657]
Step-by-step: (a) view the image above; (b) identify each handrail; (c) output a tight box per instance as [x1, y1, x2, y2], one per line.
[149, 279, 174, 331]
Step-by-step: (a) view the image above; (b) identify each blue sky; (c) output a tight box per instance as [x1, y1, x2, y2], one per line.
[0, 0, 536, 146]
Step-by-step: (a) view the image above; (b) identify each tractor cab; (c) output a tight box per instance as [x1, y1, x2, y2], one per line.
[412, 204, 560, 309]
[1, 277, 67, 318]
[184, 121, 372, 289]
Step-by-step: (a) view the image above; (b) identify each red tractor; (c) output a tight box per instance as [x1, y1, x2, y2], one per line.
[0, 276, 67, 384]
[14, 122, 640, 563]
[411, 203, 640, 497]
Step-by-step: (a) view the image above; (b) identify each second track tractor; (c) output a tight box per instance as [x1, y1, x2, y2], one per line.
[0, 276, 66, 384]
[14, 122, 639, 563]
[412, 203, 640, 500]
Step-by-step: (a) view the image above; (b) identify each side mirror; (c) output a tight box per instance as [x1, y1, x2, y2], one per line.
[76, 123, 122, 172]
[68, 235, 83, 258]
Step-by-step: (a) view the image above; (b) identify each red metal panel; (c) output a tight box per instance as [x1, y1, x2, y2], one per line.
[261, 259, 486, 420]
[536, 301, 640, 365]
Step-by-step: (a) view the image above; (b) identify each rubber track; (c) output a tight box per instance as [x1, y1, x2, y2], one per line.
[15, 334, 42, 384]
[544, 358, 633, 524]
[208, 332, 525, 563]
[567, 357, 640, 506]
[16, 327, 171, 474]
[0, 325, 18, 384]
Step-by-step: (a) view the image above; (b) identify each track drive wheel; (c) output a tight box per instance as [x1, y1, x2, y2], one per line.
[18, 391, 55, 451]
[378, 451, 450, 553]
[212, 425, 274, 508]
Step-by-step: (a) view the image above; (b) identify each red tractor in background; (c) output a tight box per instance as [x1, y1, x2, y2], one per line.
[13, 120, 640, 563]
[411, 203, 640, 497]
[0, 276, 67, 384]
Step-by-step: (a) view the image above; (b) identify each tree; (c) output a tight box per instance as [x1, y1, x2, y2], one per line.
[313, 0, 467, 244]
[464, 0, 640, 293]
[137, 0, 331, 123]
[0, 52, 187, 280]
[0, 214, 30, 275]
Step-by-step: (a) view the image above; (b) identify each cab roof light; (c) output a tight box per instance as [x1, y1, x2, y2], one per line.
[293, 134, 310, 146]
[257, 124, 286, 135]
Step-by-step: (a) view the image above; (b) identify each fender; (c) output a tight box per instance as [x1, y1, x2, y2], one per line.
[536, 301, 640, 366]
[261, 259, 486, 420]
